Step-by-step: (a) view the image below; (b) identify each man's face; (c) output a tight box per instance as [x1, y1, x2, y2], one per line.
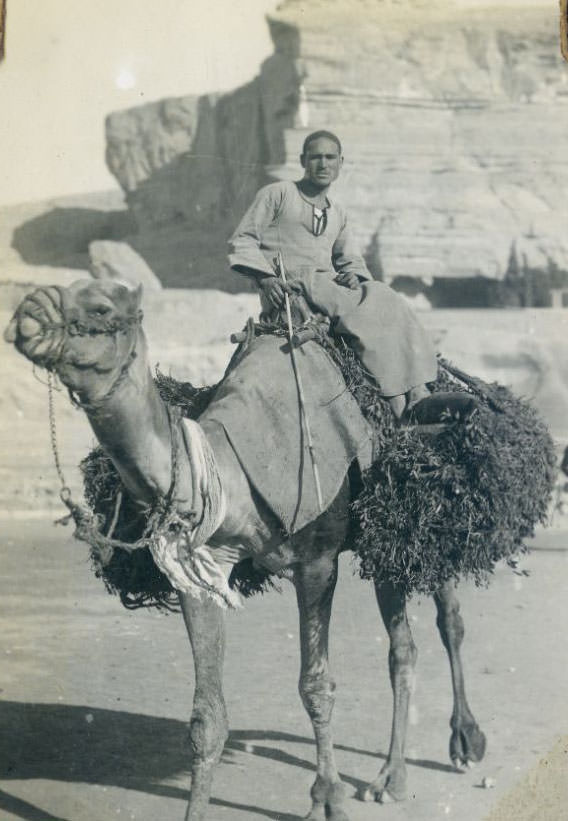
[301, 137, 343, 188]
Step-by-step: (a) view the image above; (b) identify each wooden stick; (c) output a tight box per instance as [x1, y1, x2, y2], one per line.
[277, 252, 324, 513]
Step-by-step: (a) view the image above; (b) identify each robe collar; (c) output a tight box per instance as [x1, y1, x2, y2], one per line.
[294, 181, 333, 210]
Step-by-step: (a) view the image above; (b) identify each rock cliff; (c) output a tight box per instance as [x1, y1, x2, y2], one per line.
[103, 0, 568, 296]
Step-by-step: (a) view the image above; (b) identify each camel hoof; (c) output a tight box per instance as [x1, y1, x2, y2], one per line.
[452, 757, 467, 773]
[360, 767, 407, 803]
[305, 806, 350, 821]
[361, 785, 398, 804]
[452, 756, 476, 772]
[306, 780, 349, 821]
[450, 724, 487, 770]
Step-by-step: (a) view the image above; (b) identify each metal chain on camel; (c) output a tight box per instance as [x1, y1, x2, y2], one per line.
[47, 370, 71, 503]
[43, 308, 142, 543]
[44, 330, 223, 592]
[43, 313, 190, 560]
[47, 369, 131, 561]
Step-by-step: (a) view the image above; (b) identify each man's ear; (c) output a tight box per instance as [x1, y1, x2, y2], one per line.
[299, 153, 306, 168]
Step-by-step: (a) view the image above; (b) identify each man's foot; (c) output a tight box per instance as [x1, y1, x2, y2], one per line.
[406, 391, 479, 425]
[388, 384, 431, 421]
[387, 394, 407, 419]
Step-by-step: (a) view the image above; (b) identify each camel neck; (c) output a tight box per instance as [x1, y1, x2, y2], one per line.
[84, 343, 196, 512]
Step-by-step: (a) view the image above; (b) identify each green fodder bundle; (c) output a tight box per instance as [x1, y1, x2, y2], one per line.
[81, 445, 179, 610]
[351, 369, 557, 596]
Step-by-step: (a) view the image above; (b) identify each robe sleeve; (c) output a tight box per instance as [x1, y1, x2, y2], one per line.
[228, 185, 283, 279]
[331, 214, 372, 282]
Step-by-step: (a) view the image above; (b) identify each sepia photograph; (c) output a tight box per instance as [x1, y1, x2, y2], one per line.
[1, 1, 567, 819]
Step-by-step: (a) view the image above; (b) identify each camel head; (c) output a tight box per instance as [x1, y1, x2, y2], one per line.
[5, 278, 143, 402]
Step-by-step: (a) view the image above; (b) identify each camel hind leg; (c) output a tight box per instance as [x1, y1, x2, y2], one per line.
[434, 582, 486, 770]
[294, 554, 349, 821]
[362, 581, 416, 803]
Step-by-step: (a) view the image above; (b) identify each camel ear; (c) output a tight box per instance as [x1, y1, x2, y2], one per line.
[130, 283, 143, 310]
[4, 317, 18, 343]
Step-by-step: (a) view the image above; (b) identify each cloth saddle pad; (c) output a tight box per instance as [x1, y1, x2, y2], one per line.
[201, 334, 372, 533]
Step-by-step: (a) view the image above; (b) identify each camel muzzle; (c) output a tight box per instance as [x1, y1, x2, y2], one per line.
[5, 287, 66, 368]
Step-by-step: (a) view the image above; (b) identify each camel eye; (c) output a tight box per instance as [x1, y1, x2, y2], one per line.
[90, 304, 112, 317]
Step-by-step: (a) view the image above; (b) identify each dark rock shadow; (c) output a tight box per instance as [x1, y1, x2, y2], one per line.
[12, 208, 137, 269]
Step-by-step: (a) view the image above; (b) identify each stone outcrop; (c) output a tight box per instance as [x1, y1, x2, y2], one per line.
[88, 240, 162, 292]
[103, 0, 568, 296]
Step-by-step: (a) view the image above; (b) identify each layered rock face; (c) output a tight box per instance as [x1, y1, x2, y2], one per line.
[104, 0, 568, 294]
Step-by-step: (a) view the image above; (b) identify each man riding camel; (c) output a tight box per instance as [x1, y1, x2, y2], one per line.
[228, 129, 437, 417]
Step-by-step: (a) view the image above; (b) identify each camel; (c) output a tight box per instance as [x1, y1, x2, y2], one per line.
[5, 278, 486, 821]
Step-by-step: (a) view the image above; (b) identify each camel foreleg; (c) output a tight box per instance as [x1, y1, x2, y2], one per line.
[434, 582, 486, 770]
[294, 556, 349, 821]
[179, 592, 228, 821]
[362, 581, 416, 803]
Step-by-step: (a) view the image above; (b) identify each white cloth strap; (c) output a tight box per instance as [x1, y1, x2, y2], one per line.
[149, 419, 242, 609]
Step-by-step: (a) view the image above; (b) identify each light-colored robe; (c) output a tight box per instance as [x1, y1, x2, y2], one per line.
[229, 180, 437, 397]
[228, 180, 371, 282]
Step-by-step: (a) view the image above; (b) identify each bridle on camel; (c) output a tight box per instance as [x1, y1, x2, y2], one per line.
[38, 285, 143, 499]
[31, 286, 144, 413]
[38, 291, 194, 563]
[41, 294, 231, 607]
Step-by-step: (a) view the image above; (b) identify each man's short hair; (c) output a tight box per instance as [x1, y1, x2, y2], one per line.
[301, 130, 342, 157]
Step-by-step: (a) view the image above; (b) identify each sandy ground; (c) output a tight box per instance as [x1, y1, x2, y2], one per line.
[0, 520, 567, 821]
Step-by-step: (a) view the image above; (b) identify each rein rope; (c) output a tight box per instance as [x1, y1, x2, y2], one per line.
[45, 304, 143, 538]
[44, 302, 228, 605]
[44, 306, 187, 556]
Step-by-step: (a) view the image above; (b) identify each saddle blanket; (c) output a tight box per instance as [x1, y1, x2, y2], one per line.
[201, 334, 372, 533]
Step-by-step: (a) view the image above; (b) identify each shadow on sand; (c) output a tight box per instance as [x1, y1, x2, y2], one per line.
[11, 208, 136, 270]
[0, 701, 455, 821]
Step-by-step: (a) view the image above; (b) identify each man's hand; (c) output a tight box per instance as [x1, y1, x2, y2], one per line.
[259, 276, 288, 309]
[334, 271, 360, 290]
